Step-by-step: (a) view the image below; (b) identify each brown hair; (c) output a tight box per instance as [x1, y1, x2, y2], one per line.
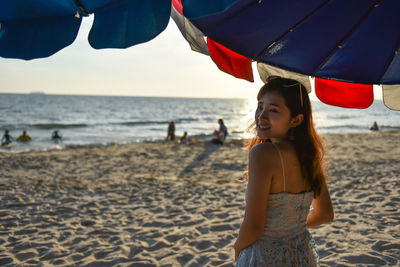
[245, 76, 327, 197]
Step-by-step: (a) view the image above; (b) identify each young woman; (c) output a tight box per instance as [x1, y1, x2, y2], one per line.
[234, 77, 334, 266]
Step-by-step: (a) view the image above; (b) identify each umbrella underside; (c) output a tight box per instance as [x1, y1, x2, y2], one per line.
[1, 0, 399, 110]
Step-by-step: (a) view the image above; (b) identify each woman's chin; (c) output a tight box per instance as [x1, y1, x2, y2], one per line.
[256, 132, 270, 139]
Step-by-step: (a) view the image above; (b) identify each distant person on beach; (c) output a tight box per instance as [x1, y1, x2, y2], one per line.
[234, 77, 334, 266]
[212, 118, 228, 145]
[166, 121, 175, 142]
[52, 130, 62, 142]
[212, 129, 225, 145]
[17, 130, 32, 142]
[1, 129, 13, 145]
[179, 131, 188, 144]
[218, 118, 228, 139]
[370, 121, 379, 131]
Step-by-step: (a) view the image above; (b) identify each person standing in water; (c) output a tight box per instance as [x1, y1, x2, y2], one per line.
[234, 77, 333, 266]
[52, 130, 62, 143]
[166, 121, 175, 142]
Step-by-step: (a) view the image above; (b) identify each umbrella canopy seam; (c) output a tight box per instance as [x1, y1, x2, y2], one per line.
[254, 0, 332, 61]
[313, 0, 384, 77]
[73, 0, 89, 16]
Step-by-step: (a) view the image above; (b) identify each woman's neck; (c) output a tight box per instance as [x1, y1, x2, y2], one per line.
[270, 137, 289, 144]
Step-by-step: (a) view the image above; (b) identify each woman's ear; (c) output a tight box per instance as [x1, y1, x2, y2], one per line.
[290, 114, 304, 127]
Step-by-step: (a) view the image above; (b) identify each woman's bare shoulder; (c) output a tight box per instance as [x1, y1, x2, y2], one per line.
[251, 142, 294, 156]
[250, 142, 276, 154]
[249, 143, 279, 166]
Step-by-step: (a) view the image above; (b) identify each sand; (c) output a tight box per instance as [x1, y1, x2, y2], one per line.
[0, 131, 399, 266]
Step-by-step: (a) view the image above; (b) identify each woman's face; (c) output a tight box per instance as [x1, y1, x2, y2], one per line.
[255, 91, 293, 142]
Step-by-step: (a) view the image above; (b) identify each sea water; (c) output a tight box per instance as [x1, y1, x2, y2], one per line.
[1, 93, 399, 152]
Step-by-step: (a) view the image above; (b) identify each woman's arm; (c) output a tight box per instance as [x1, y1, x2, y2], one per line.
[306, 182, 334, 228]
[234, 144, 274, 260]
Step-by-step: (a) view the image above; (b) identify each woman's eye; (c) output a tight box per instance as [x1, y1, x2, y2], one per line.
[269, 109, 278, 113]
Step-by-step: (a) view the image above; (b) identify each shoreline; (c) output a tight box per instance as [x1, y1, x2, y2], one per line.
[1, 131, 399, 266]
[1, 129, 399, 155]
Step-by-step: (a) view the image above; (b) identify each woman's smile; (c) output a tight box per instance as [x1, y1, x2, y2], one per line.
[256, 123, 270, 132]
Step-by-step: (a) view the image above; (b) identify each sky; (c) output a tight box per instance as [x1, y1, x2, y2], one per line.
[0, 16, 382, 101]
[0, 16, 264, 99]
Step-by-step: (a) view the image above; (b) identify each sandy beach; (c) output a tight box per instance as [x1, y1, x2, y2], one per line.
[0, 131, 399, 266]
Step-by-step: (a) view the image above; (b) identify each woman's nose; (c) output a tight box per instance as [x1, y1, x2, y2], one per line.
[258, 108, 268, 119]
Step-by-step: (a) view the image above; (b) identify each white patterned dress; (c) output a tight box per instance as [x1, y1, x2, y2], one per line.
[236, 144, 320, 266]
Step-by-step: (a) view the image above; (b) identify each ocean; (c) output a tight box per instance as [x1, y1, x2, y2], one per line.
[1, 93, 399, 152]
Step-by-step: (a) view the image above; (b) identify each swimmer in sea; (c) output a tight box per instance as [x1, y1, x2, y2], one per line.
[1, 129, 13, 146]
[17, 130, 32, 142]
[52, 130, 62, 143]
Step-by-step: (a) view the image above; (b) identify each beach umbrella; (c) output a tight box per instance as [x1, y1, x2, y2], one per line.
[0, 0, 171, 59]
[171, 0, 400, 110]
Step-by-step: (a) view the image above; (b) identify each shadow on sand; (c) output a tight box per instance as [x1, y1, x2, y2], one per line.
[179, 142, 221, 177]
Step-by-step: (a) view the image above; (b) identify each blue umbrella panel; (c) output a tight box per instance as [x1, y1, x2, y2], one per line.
[0, 0, 171, 60]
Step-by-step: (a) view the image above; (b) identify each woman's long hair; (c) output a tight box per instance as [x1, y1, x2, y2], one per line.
[245, 76, 327, 197]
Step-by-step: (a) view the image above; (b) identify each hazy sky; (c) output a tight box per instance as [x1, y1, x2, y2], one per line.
[0, 16, 382, 101]
[0, 16, 265, 99]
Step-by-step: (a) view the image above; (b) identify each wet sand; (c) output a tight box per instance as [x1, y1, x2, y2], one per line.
[0, 131, 399, 266]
